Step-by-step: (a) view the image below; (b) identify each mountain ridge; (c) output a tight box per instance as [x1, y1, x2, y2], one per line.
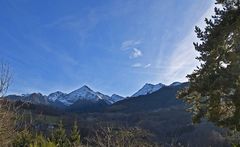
[5, 81, 184, 109]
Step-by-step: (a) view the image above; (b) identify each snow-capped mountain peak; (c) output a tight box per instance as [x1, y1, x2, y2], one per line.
[45, 85, 126, 106]
[80, 85, 92, 91]
[57, 85, 114, 106]
[132, 83, 165, 97]
[65, 86, 97, 102]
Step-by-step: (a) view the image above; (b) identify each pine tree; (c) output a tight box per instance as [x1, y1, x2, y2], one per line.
[70, 121, 81, 147]
[30, 133, 57, 147]
[178, 0, 240, 131]
[52, 121, 70, 147]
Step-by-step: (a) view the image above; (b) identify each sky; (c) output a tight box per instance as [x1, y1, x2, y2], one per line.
[0, 0, 216, 96]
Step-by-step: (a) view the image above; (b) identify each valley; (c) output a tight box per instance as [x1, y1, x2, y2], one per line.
[3, 82, 230, 146]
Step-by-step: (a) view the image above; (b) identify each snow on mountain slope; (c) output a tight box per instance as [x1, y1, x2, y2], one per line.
[48, 91, 66, 102]
[44, 85, 126, 106]
[57, 99, 73, 106]
[56, 85, 112, 105]
[65, 86, 100, 102]
[109, 94, 124, 103]
[95, 92, 113, 104]
[132, 83, 165, 97]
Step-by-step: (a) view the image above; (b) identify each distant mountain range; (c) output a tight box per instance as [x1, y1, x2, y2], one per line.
[6, 85, 124, 106]
[5, 82, 183, 112]
[131, 82, 182, 97]
[107, 82, 187, 113]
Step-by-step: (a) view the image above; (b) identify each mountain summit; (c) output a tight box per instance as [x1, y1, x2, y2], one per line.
[131, 82, 183, 97]
[132, 83, 165, 97]
[47, 85, 124, 106]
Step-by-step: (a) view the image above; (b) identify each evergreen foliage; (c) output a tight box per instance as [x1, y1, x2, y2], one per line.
[30, 134, 56, 147]
[69, 121, 81, 147]
[178, 0, 240, 131]
[51, 120, 70, 147]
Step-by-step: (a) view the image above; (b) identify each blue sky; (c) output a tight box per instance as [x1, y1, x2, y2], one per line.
[0, 0, 216, 96]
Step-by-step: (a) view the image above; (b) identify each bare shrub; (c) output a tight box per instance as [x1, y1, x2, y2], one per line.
[0, 62, 16, 146]
[86, 125, 158, 147]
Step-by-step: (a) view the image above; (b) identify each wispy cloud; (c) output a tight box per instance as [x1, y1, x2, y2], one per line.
[144, 64, 151, 68]
[132, 63, 151, 68]
[38, 42, 78, 66]
[130, 48, 142, 58]
[163, 2, 216, 83]
[132, 63, 142, 68]
[44, 12, 101, 46]
[121, 40, 141, 50]
[121, 40, 143, 60]
[43, 16, 77, 28]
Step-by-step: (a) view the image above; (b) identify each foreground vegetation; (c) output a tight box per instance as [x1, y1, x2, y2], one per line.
[11, 120, 157, 147]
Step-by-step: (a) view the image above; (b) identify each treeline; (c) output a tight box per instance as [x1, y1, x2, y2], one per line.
[13, 121, 80, 147]
[12, 120, 157, 147]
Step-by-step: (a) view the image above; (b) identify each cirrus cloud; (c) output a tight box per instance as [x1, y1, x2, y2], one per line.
[132, 63, 151, 68]
[121, 40, 141, 50]
[130, 48, 142, 58]
[132, 63, 142, 68]
[144, 64, 151, 68]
